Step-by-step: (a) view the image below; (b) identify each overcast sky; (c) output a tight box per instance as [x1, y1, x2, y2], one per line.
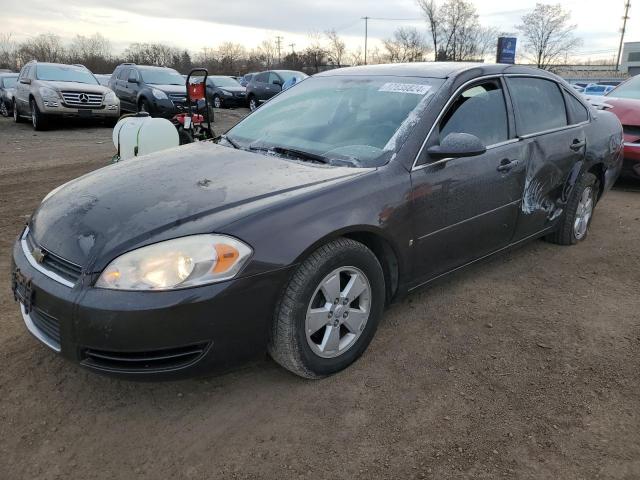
[4, 0, 637, 61]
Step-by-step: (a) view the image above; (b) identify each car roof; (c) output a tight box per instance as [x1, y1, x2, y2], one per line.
[315, 62, 556, 80]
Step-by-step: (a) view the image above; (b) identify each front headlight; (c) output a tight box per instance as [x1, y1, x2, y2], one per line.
[152, 89, 168, 100]
[104, 91, 118, 103]
[95, 235, 253, 291]
[221, 90, 233, 96]
[39, 86, 59, 99]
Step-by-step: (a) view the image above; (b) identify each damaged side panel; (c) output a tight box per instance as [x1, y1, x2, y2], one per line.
[513, 126, 586, 241]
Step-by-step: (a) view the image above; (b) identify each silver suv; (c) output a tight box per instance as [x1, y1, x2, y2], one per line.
[13, 61, 120, 130]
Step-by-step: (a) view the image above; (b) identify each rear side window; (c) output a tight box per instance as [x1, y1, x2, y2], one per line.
[439, 80, 509, 147]
[255, 72, 268, 83]
[564, 92, 589, 124]
[507, 77, 567, 135]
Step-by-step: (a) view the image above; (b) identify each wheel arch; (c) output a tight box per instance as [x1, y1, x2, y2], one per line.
[587, 162, 605, 201]
[292, 226, 402, 305]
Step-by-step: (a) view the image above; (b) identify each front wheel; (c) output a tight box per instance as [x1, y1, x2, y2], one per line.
[30, 99, 48, 131]
[0, 100, 8, 117]
[213, 95, 222, 109]
[248, 96, 258, 111]
[13, 101, 23, 123]
[269, 238, 385, 379]
[547, 172, 599, 245]
[138, 98, 151, 114]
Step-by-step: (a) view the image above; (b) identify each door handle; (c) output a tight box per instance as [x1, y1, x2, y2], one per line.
[570, 140, 586, 151]
[497, 158, 519, 172]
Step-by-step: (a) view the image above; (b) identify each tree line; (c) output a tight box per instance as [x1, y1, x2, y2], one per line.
[0, 1, 581, 75]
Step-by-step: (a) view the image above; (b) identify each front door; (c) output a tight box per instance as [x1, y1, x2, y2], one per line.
[410, 77, 526, 285]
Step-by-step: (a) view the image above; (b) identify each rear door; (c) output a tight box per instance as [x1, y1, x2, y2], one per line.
[16, 65, 30, 112]
[113, 68, 131, 110]
[410, 77, 526, 284]
[505, 76, 588, 240]
[265, 72, 283, 100]
[252, 72, 269, 102]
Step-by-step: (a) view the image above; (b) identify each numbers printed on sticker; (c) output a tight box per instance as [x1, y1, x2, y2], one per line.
[378, 83, 432, 95]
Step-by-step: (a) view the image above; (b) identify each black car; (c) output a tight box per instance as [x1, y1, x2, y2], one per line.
[12, 63, 623, 380]
[0, 72, 18, 117]
[246, 69, 307, 110]
[109, 64, 187, 117]
[206, 75, 247, 108]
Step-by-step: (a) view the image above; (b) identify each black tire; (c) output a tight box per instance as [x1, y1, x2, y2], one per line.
[178, 127, 193, 145]
[103, 118, 119, 128]
[546, 172, 599, 245]
[248, 95, 258, 111]
[13, 100, 23, 123]
[213, 95, 222, 109]
[0, 100, 8, 117]
[30, 98, 47, 131]
[268, 238, 385, 379]
[138, 98, 151, 115]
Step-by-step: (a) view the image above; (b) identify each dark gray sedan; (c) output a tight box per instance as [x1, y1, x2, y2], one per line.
[11, 63, 623, 380]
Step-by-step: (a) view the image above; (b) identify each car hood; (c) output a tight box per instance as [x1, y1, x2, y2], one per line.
[151, 84, 187, 94]
[601, 97, 640, 143]
[43, 81, 110, 94]
[30, 142, 369, 271]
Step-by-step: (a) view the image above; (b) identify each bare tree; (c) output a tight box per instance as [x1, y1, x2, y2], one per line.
[124, 43, 178, 66]
[325, 29, 346, 67]
[417, 0, 495, 62]
[516, 3, 582, 69]
[67, 34, 113, 72]
[17, 34, 65, 64]
[0, 33, 18, 70]
[383, 27, 430, 63]
[256, 39, 277, 68]
[349, 47, 365, 66]
[303, 32, 326, 73]
[216, 42, 247, 74]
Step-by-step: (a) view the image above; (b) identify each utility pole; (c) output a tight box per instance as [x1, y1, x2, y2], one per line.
[275, 36, 284, 65]
[616, 1, 631, 71]
[289, 43, 296, 55]
[362, 16, 369, 65]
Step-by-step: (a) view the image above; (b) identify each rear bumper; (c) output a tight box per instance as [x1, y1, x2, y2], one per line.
[11, 233, 293, 380]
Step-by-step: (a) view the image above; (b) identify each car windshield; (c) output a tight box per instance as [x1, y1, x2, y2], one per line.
[607, 75, 640, 100]
[227, 75, 443, 168]
[36, 65, 98, 84]
[3, 77, 17, 88]
[139, 68, 184, 85]
[211, 76, 241, 88]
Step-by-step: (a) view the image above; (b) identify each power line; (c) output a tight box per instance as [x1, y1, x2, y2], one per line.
[616, 1, 631, 70]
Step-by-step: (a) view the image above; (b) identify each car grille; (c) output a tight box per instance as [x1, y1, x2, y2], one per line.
[25, 230, 83, 285]
[168, 93, 187, 104]
[60, 91, 103, 108]
[81, 343, 209, 373]
[30, 308, 61, 346]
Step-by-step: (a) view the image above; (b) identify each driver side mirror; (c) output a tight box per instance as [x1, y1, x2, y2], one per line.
[128, 77, 138, 84]
[427, 133, 487, 160]
[21, 78, 31, 85]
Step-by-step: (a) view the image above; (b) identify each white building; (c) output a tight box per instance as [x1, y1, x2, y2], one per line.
[621, 41, 640, 75]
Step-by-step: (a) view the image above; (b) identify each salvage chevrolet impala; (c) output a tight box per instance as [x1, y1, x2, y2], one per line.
[11, 63, 624, 379]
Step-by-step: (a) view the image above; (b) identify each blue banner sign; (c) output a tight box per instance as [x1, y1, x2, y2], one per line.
[497, 37, 517, 64]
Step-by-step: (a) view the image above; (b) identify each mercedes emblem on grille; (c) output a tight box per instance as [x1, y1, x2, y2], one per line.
[31, 247, 46, 263]
[79, 93, 89, 103]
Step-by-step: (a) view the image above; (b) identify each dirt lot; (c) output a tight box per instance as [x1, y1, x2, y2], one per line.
[0, 111, 639, 480]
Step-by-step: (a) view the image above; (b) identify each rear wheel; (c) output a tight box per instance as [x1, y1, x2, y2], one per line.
[269, 238, 385, 379]
[213, 95, 222, 109]
[0, 100, 8, 117]
[547, 172, 599, 245]
[138, 98, 151, 114]
[30, 99, 48, 131]
[13, 100, 23, 123]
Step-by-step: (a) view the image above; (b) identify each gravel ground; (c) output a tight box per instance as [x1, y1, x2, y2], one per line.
[0, 112, 639, 480]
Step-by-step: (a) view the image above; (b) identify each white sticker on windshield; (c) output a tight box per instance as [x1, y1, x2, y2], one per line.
[378, 83, 431, 95]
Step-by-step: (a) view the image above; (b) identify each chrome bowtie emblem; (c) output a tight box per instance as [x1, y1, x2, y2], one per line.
[31, 247, 45, 263]
[79, 93, 89, 103]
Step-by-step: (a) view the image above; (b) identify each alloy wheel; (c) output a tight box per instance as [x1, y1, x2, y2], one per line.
[249, 98, 257, 111]
[574, 186, 594, 240]
[0, 101, 7, 117]
[214, 96, 221, 108]
[305, 266, 371, 359]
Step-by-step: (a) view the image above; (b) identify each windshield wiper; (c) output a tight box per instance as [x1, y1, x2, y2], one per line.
[216, 134, 240, 149]
[249, 145, 330, 164]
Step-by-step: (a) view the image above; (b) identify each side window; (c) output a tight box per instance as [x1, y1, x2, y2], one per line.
[268, 72, 281, 85]
[255, 72, 268, 83]
[19, 66, 31, 82]
[439, 80, 509, 147]
[507, 77, 567, 135]
[28, 66, 37, 80]
[564, 91, 589, 124]
[128, 69, 139, 83]
[116, 68, 129, 80]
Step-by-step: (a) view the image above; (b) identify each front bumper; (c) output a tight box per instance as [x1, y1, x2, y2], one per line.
[621, 143, 640, 180]
[219, 95, 247, 107]
[11, 233, 292, 380]
[39, 97, 120, 119]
